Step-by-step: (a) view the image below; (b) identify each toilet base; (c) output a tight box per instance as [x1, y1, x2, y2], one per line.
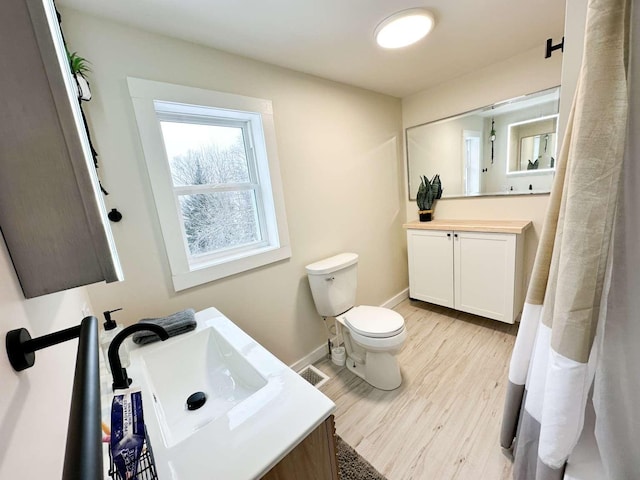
[345, 351, 402, 391]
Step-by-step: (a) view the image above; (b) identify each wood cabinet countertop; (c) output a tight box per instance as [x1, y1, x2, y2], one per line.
[403, 219, 532, 235]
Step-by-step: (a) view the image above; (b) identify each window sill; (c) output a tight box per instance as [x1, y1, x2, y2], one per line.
[172, 244, 291, 291]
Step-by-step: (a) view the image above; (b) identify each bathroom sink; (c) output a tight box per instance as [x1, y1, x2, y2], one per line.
[121, 308, 335, 479]
[137, 326, 268, 447]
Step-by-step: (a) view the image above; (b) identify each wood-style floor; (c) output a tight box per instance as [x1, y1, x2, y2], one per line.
[315, 299, 518, 480]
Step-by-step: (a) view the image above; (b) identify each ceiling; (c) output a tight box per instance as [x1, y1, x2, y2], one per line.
[57, 0, 566, 98]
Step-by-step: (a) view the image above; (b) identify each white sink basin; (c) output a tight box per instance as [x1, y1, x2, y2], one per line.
[124, 308, 335, 480]
[139, 326, 267, 447]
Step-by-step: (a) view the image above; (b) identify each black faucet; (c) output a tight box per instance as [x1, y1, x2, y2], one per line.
[108, 324, 170, 390]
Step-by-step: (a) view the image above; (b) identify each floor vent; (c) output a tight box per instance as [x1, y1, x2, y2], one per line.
[298, 365, 329, 388]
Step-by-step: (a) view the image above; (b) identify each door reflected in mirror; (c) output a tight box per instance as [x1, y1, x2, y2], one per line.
[406, 86, 560, 199]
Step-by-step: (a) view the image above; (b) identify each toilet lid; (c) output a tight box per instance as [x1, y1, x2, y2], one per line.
[343, 306, 405, 338]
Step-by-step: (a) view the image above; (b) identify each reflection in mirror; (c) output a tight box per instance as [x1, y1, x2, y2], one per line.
[406, 86, 560, 199]
[507, 114, 558, 174]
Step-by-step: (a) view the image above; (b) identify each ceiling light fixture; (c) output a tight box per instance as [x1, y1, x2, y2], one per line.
[374, 8, 435, 49]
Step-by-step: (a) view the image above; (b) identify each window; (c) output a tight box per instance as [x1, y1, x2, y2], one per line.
[128, 78, 290, 291]
[156, 104, 270, 266]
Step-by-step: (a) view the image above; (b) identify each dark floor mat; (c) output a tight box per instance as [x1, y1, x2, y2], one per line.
[336, 436, 387, 480]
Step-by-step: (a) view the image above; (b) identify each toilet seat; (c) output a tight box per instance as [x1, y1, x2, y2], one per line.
[341, 305, 405, 338]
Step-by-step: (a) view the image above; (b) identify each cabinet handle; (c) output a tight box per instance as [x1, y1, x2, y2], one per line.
[447, 233, 451, 238]
[454, 233, 458, 238]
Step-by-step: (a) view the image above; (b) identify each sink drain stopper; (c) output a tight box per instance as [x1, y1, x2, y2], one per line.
[186, 391, 207, 411]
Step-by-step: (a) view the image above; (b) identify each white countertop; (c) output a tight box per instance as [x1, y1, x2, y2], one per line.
[101, 307, 335, 479]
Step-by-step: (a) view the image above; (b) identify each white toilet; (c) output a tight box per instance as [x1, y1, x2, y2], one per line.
[305, 253, 407, 390]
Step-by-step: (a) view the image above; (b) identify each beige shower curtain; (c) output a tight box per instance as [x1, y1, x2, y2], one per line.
[500, 0, 638, 478]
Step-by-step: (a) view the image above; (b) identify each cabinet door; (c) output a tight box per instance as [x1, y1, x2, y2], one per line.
[0, 0, 122, 297]
[407, 229, 454, 308]
[454, 231, 516, 323]
[262, 415, 338, 479]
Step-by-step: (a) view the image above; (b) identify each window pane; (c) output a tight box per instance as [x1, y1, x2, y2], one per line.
[159, 121, 250, 186]
[179, 191, 261, 256]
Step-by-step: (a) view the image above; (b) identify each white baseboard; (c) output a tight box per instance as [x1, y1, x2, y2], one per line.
[289, 288, 410, 370]
[381, 287, 410, 309]
[290, 342, 329, 371]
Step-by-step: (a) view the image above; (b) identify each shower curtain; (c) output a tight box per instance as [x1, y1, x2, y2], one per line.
[500, 0, 639, 478]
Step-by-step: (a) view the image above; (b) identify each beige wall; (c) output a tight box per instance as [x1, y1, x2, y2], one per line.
[402, 46, 564, 290]
[0, 236, 93, 477]
[61, 9, 406, 366]
[559, 0, 588, 139]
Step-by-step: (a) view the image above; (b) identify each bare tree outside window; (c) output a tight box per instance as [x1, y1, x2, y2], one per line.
[169, 140, 250, 186]
[160, 121, 262, 257]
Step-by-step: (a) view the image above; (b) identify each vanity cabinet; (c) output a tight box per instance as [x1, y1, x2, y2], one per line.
[0, 0, 122, 297]
[262, 415, 339, 480]
[405, 220, 531, 324]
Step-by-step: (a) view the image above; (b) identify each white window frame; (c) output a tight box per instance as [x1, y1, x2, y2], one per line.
[154, 106, 270, 266]
[128, 78, 291, 291]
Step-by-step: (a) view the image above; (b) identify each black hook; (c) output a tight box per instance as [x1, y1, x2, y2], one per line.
[545, 37, 564, 58]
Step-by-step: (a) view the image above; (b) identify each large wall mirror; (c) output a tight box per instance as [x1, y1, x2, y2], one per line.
[406, 86, 560, 199]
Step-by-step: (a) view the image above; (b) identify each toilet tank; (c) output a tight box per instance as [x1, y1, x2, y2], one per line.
[305, 253, 358, 317]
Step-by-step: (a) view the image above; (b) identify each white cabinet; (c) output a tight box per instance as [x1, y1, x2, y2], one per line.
[406, 221, 529, 324]
[454, 231, 521, 323]
[407, 229, 455, 308]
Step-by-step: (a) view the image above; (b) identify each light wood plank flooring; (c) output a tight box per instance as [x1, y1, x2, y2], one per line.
[315, 299, 518, 480]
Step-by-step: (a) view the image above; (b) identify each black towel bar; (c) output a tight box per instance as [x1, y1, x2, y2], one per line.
[6, 316, 103, 479]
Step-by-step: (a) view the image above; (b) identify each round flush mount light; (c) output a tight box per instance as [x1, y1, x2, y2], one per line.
[374, 8, 435, 49]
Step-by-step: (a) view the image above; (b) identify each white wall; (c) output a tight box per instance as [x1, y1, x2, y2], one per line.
[408, 115, 484, 197]
[60, 9, 406, 366]
[402, 46, 563, 288]
[0, 236, 93, 478]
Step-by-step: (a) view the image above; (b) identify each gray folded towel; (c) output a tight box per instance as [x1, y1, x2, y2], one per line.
[132, 309, 197, 345]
